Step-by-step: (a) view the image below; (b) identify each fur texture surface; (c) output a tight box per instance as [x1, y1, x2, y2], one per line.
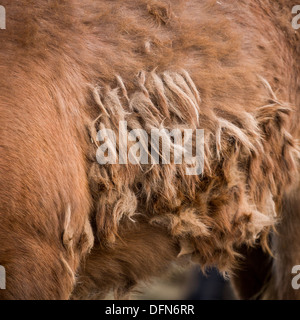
[0, 0, 299, 299]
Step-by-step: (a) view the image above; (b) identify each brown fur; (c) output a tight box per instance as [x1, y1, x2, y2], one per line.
[0, 0, 299, 299]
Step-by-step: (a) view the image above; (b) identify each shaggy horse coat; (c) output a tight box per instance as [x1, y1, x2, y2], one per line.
[0, 0, 299, 299]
